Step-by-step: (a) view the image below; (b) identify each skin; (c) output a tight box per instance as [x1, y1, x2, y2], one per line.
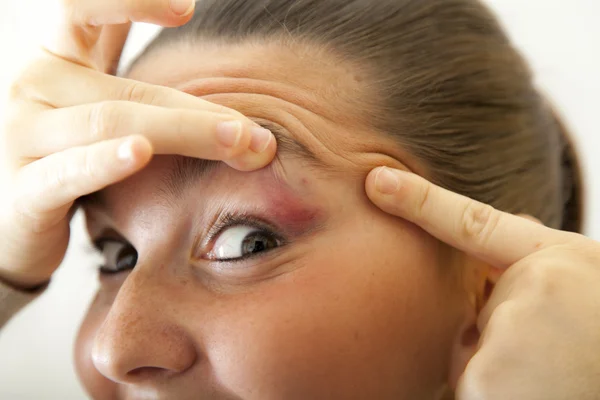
[365, 168, 600, 399]
[4, 1, 599, 399]
[74, 41, 484, 399]
[0, 0, 276, 290]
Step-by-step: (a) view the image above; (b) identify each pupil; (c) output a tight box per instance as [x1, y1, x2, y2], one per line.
[251, 240, 266, 253]
[242, 233, 276, 255]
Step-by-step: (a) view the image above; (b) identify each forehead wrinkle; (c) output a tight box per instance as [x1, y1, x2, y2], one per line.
[258, 120, 327, 168]
[129, 41, 372, 133]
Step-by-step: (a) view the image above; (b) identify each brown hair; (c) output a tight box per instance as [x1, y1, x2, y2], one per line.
[138, 0, 584, 232]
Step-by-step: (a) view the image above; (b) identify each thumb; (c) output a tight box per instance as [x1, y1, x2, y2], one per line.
[44, 0, 195, 73]
[98, 23, 132, 75]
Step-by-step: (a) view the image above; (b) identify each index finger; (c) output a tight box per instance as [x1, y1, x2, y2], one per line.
[365, 167, 576, 268]
[46, 0, 195, 72]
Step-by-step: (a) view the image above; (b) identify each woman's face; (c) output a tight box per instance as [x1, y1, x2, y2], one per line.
[75, 41, 473, 399]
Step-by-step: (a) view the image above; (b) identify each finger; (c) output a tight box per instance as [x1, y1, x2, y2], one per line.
[365, 167, 576, 268]
[13, 135, 152, 219]
[19, 57, 240, 116]
[21, 101, 276, 171]
[98, 23, 132, 75]
[63, 0, 195, 26]
[46, 0, 195, 70]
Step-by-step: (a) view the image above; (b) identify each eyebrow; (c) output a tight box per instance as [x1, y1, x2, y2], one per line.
[77, 122, 323, 209]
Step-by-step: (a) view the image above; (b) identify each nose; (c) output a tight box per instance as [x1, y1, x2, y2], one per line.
[91, 268, 198, 383]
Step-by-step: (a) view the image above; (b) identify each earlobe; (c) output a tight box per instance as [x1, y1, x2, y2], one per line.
[447, 256, 498, 390]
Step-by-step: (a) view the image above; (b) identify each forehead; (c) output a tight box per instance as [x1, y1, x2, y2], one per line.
[127, 40, 369, 127]
[126, 38, 420, 178]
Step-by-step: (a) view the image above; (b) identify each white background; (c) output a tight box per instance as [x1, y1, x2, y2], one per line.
[0, 1, 599, 399]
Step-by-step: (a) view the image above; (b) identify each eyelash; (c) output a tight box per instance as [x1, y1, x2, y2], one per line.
[203, 213, 287, 263]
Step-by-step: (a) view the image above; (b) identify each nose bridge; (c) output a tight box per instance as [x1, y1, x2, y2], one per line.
[92, 265, 198, 383]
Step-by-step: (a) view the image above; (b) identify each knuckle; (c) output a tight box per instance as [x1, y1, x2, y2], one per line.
[80, 147, 99, 181]
[460, 202, 500, 246]
[88, 102, 118, 140]
[53, 148, 93, 198]
[415, 181, 432, 220]
[517, 258, 562, 298]
[9, 55, 66, 102]
[8, 66, 39, 101]
[8, 80, 26, 101]
[49, 159, 69, 193]
[121, 81, 158, 105]
[168, 110, 187, 145]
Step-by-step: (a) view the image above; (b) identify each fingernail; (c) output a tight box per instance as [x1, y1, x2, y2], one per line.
[117, 138, 135, 162]
[249, 127, 273, 153]
[170, 0, 195, 16]
[375, 167, 401, 194]
[217, 121, 242, 148]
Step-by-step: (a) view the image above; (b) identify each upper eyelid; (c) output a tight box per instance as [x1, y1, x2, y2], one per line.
[196, 213, 288, 262]
[204, 213, 284, 246]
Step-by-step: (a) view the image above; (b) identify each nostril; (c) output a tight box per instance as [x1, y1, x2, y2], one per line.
[127, 366, 172, 381]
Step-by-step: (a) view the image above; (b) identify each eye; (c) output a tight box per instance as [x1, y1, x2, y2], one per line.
[209, 225, 281, 261]
[94, 239, 138, 274]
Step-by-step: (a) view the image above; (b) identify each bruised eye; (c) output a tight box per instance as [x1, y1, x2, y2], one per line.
[95, 239, 138, 274]
[209, 225, 281, 261]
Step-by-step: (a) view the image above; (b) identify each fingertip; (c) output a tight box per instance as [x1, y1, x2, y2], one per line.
[365, 167, 413, 219]
[366, 166, 402, 197]
[169, 0, 195, 17]
[225, 136, 277, 172]
[249, 127, 274, 154]
[125, 0, 195, 27]
[119, 135, 153, 167]
[132, 135, 154, 166]
[365, 167, 384, 192]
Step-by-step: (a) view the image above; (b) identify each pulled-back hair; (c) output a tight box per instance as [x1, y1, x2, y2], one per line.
[137, 0, 584, 232]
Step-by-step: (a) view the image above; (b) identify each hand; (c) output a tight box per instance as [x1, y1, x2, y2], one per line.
[365, 167, 600, 400]
[0, 0, 277, 289]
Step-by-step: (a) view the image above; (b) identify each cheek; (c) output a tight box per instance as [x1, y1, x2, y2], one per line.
[75, 291, 119, 400]
[199, 220, 459, 399]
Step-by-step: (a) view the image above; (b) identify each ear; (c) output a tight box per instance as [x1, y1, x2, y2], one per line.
[446, 255, 498, 391]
